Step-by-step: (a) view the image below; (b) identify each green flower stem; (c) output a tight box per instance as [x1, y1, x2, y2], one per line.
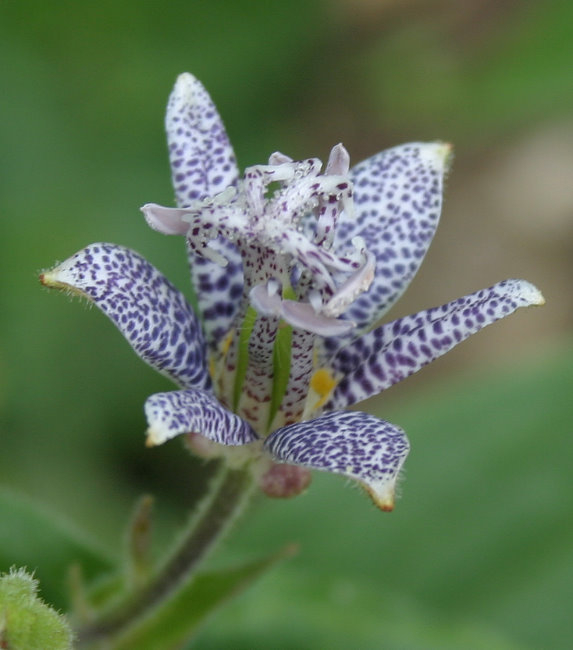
[76, 465, 254, 647]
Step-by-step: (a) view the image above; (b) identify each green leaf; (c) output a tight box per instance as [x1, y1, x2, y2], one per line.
[113, 545, 296, 650]
[0, 489, 114, 610]
[0, 568, 73, 650]
[213, 342, 573, 649]
[194, 569, 526, 650]
[365, 1, 573, 142]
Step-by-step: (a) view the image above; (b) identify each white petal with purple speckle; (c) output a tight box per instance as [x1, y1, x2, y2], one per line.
[264, 410, 409, 510]
[332, 142, 450, 335]
[166, 72, 244, 348]
[41, 244, 210, 390]
[43, 71, 546, 511]
[327, 279, 545, 410]
[145, 389, 258, 446]
[167, 72, 239, 205]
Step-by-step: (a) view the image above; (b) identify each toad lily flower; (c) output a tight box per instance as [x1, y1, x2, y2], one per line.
[41, 73, 544, 511]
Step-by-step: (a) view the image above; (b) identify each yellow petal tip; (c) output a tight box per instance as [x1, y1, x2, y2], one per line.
[364, 480, 396, 512]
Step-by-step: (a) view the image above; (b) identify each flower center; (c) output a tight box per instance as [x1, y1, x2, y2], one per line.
[143, 144, 378, 435]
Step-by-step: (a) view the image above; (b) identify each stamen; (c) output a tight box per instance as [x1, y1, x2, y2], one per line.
[281, 301, 355, 336]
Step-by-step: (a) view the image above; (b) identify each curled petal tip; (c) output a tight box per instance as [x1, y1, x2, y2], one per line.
[420, 141, 454, 173]
[38, 266, 87, 298]
[39, 268, 61, 288]
[38, 271, 50, 286]
[176, 71, 196, 83]
[173, 72, 198, 97]
[518, 280, 545, 306]
[265, 411, 409, 511]
[364, 481, 396, 512]
[501, 278, 545, 307]
[145, 421, 171, 447]
[145, 430, 161, 447]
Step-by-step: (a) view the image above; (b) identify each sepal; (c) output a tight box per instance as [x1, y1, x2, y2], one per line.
[328, 279, 545, 409]
[264, 410, 409, 510]
[41, 243, 210, 390]
[145, 389, 258, 446]
[334, 142, 451, 334]
[40, 244, 210, 388]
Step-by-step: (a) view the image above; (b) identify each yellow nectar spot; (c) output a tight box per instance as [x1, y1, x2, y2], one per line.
[220, 330, 234, 357]
[310, 368, 337, 398]
[309, 368, 338, 410]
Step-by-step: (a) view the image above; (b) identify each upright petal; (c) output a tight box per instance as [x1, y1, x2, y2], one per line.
[264, 411, 409, 511]
[327, 279, 545, 410]
[166, 72, 244, 348]
[333, 142, 451, 335]
[166, 72, 239, 205]
[40, 244, 210, 390]
[145, 389, 257, 446]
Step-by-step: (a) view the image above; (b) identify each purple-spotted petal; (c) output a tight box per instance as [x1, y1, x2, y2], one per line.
[166, 72, 239, 205]
[166, 73, 245, 348]
[327, 279, 545, 410]
[334, 142, 451, 333]
[145, 389, 258, 446]
[264, 410, 409, 510]
[41, 244, 210, 390]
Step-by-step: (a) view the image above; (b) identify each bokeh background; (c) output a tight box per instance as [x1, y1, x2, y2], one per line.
[1, 1, 572, 648]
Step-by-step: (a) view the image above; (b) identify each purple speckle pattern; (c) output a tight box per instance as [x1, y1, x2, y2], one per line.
[43, 72, 544, 508]
[145, 389, 257, 446]
[326, 279, 543, 410]
[278, 328, 315, 425]
[265, 410, 409, 507]
[333, 143, 448, 335]
[167, 73, 239, 205]
[166, 73, 244, 349]
[49, 243, 210, 390]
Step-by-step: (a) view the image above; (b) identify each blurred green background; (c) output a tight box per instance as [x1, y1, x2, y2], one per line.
[1, 0, 572, 648]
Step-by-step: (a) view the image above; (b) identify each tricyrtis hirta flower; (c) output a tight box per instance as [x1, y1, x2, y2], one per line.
[41, 73, 544, 511]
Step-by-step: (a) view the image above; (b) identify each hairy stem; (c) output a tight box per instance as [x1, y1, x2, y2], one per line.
[76, 466, 254, 647]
